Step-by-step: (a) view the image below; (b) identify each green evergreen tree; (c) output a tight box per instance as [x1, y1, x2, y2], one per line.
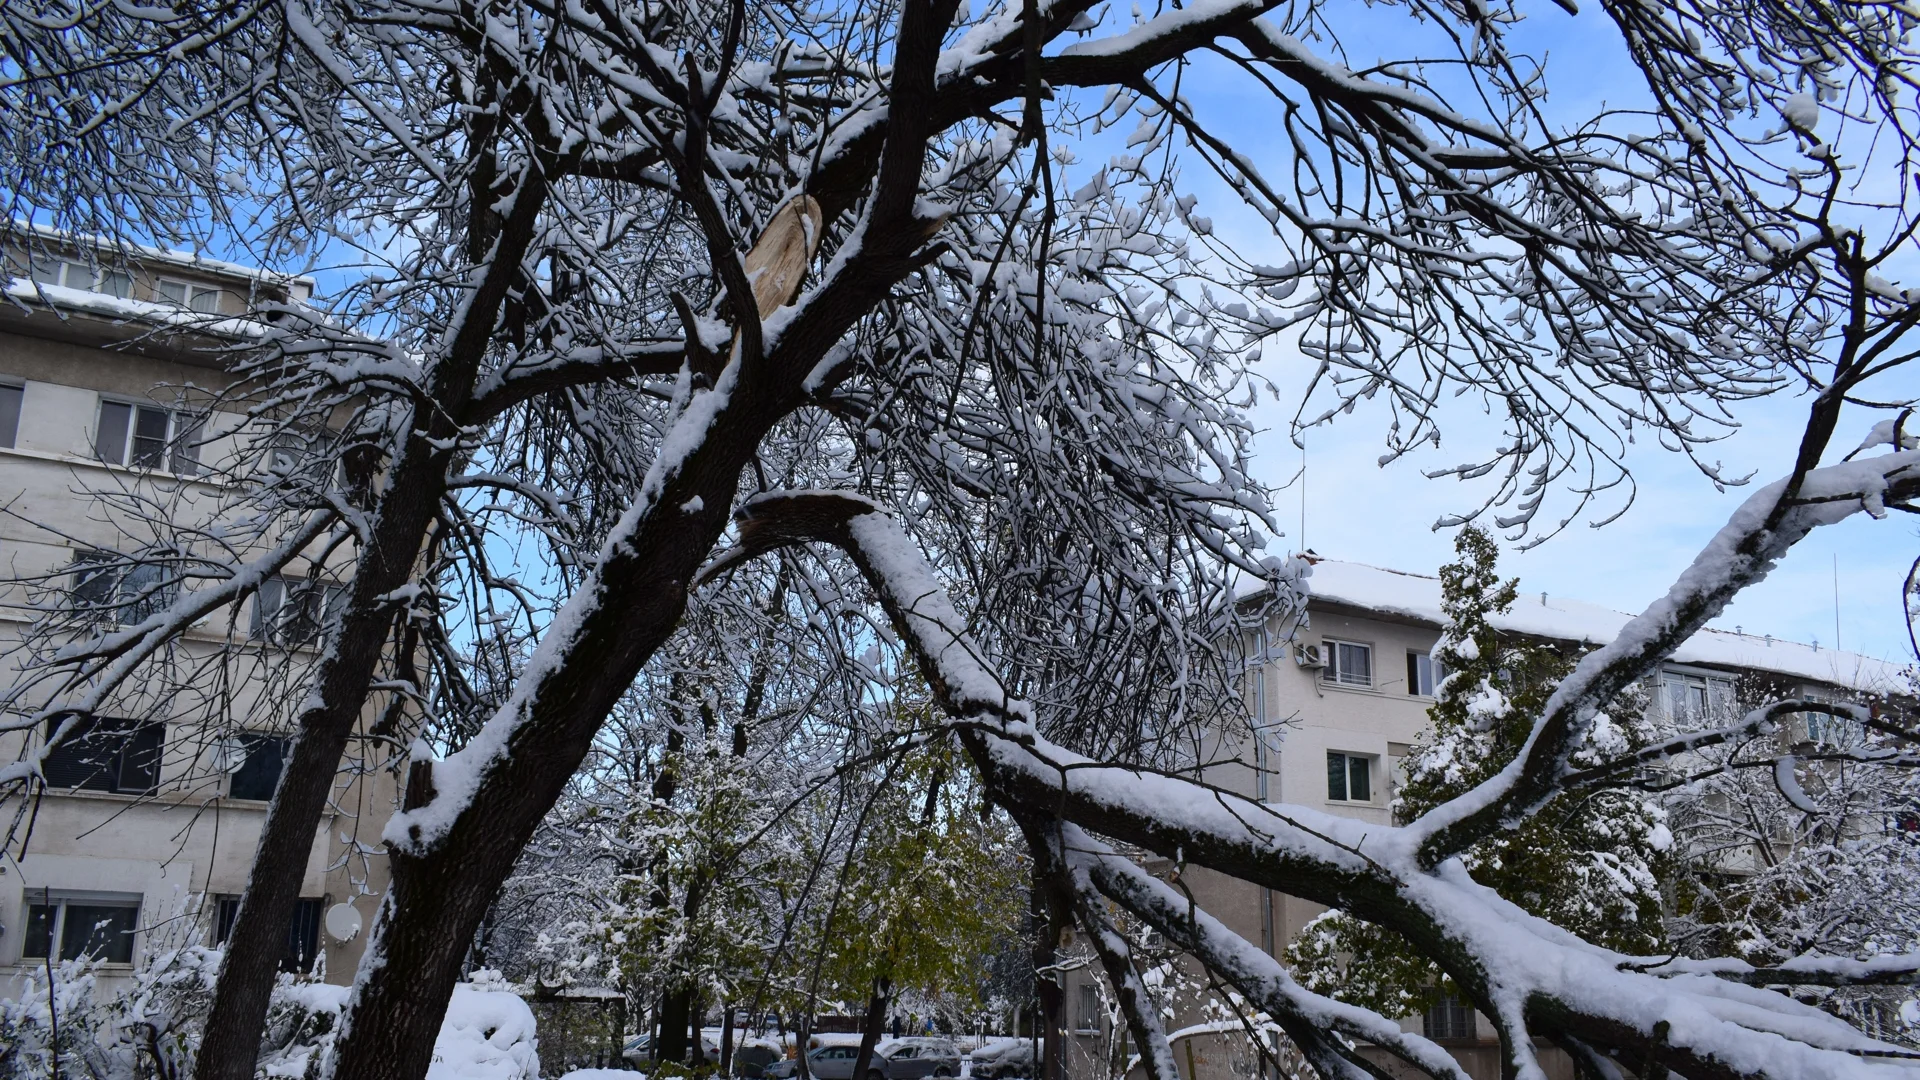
[1286, 526, 1671, 1017]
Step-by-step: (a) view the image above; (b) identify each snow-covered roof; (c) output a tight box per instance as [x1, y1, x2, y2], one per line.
[3, 277, 272, 340]
[1295, 559, 1909, 693]
[7, 219, 316, 294]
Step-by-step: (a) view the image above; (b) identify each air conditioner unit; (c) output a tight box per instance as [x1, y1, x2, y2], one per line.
[1293, 643, 1326, 669]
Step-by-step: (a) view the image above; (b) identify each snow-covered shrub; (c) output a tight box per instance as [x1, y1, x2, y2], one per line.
[255, 978, 539, 1080]
[0, 898, 219, 1080]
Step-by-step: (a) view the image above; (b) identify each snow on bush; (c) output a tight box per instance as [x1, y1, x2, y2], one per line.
[0, 951, 537, 1080]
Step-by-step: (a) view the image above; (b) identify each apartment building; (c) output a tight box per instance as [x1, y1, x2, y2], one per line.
[1065, 558, 1906, 1080]
[0, 228, 395, 995]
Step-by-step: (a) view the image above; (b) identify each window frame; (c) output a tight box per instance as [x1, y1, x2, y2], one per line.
[22, 891, 143, 965]
[1322, 638, 1375, 688]
[1076, 982, 1102, 1034]
[41, 714, 165, 795]
[252, 575, 347, 648]
[1660, 668, 1734, 726]
[0, 382, 22, 449]
[153, 277, 223, 313]
[70, 550, 179, 627]
[212, 894, 324, 973]
[1326, 750, 1374, 803]
[1422, 995, 1476, 1042]
[227, 732, 289, 801]
[94, 396, 204, 476]
[1407, 651, 1447, 697]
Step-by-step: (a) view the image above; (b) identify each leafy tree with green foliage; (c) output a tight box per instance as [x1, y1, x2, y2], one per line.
[1286, 526, 1672, 1018]
[811, 731, 1027, 1066]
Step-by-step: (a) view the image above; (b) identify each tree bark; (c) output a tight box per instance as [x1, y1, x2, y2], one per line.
[658, 986, 692, 1064]
[850, 976, 892, 1080]
[192, 135, 557, 1080]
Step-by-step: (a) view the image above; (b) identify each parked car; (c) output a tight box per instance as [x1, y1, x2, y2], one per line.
[732, 1037, 786, 1078]
[764, 1038, 959, 1080]
[871, 1038, 960, 1080]
[766, 1044, 856, 1080]
[967, 1039, 1034, 1080]
[623, 1033, 722, 1067]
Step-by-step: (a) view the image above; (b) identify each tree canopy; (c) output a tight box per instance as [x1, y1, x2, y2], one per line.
[1, 0, 1918, 1074]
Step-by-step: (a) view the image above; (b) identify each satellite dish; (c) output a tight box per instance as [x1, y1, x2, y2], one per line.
[215, 737, 250, 773]
[324, 903, 362, 944]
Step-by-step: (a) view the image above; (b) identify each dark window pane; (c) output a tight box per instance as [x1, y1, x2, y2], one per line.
[1423, 997, 1474, 1041]
[96, 400, 131, 464]
[24, 903, 55, 958]
[0, 383, 21, 448]
[230, 735, 287, 801]
[252, 577, 285, 639]
[118, 722, 164, 794]
[1348, 756, 1371, 802]
[71, 552, 119, 614]
[214, 896, 242, 943]
[99, 271, 132, 298]
[120, 562, 174, 623]
[44, 716, 118, 791]
[285, 897, 324, 973]
[1407, 653, 1421, 695]
[60, 903, 137, 963]
[170, 414, 204, 476]
[1326, 752, 1348, 801]
[130, 405, 170, 468]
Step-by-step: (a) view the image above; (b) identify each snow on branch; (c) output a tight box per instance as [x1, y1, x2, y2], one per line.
[1063, 824, 1472, 1080]
[714, 490, 1920, 1080]
[1027, 821, 1183, 1080]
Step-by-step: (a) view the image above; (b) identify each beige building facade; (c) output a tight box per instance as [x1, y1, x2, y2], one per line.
[0, 228, 394, 996]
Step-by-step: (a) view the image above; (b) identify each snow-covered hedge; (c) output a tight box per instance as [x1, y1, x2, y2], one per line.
[0, 947, 538, 1080]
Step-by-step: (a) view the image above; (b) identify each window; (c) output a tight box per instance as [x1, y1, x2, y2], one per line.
[42, 715, 164, 795]
[1077, 983, 1101, 1033]
[1408, 651, 1446, 696]
[0, 383, 20, 448]
[27, 258, 130, 298]
[24, 893, 142, 964]
[253, 575, 346, 647]
[213, 895, 323, 973]
[71, 551, 177, 625]
[1423, 995, 1475, 1041]
[1798, 690, 1837, 744]
[95, 399, 203, 475]
[228, 733, 289, 801]
[154, 278, 223, 312]
[263, 426, 335, 486]
[1662, 671, 1733, 726]
[1323, 639, 1373, 687]
[1327, 751, 1372, 802]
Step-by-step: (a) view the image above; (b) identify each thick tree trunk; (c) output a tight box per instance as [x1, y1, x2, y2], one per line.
[1029, 864, 1069, 1080]
[850, 976, 892, 1080]
[193, 165, 552, 1080]
[321, 7, 954, 1064]
[721, 1006, 736, 1075]
[323, 386, 776, 1080]
[658, 986, 692, 1064]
